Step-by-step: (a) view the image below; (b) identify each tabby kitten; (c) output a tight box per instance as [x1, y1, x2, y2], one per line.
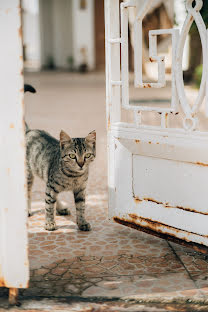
[25, 85, 96, 231]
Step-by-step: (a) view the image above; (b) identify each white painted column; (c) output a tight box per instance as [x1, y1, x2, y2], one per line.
[0, 0, 29, 289]
[72, 0, 95, 70]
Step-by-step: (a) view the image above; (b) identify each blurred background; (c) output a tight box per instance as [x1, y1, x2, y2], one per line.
[21, 0, 207, 86]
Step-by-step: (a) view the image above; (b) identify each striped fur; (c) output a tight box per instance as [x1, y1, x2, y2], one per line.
[25, 85, 96, 231]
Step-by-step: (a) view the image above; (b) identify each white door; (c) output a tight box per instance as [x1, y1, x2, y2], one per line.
[0, 0, 29, 294]
[105, 0, 208, 253]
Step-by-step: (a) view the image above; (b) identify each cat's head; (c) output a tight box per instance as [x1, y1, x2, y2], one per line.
[60, 130, 96, 173]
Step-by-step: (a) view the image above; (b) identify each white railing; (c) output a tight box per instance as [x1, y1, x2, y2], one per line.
[106, 0, 208, 132]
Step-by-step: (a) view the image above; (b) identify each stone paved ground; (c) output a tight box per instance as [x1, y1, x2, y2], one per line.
[1, 72, 208, 311]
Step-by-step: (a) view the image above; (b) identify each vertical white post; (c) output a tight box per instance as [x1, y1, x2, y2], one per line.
[72, 0, 95, 70]
[105, 0, 121, 217]
[0, 0, 29, 289]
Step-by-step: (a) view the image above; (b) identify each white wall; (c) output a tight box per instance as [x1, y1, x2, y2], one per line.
[72, 0, 95, 70]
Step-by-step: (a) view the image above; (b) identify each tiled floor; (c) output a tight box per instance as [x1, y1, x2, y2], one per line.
[1, 72, 208, 307]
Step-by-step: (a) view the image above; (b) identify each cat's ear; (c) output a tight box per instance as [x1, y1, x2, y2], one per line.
[60, 130, 71, 149]
[85, 130, 96, 144]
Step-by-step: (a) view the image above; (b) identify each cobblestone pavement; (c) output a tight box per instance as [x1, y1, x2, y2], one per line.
[1, 72, 208, 309]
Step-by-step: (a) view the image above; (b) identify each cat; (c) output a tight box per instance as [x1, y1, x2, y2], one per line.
[24, 84, 96, 231]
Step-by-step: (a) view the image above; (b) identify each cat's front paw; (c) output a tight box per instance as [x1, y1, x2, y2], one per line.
[78, 222, 92, 231]
[45, 222, 57, 231]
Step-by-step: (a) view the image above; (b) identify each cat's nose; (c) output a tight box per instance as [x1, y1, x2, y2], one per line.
[77, 161, 84, 168]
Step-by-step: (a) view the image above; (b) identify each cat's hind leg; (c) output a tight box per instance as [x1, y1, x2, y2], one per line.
[56, 199, 71, 216]
[27, 170, 34, 217]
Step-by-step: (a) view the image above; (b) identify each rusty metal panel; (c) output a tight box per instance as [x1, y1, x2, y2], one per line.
[105, 0, 208, 250]
[0, 0, 29, 288]
[112, 132, 208, 249]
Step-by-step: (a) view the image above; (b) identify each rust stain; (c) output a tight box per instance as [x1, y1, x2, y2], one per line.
[143, 197, 163, 205]
[10, 123, 14, 129]
[9, 288, 19, 305]
[134, 196, 208, 216]
[19, 55, 23, 60]
[148, 141, 151, 144]
[129, 213, 138, 220]
[175, 112, 179, 115]
[5, 8, 11, 14]
[149, 57, 154, 62]
[113, 217, 208, 254]
[7, 168, 10, 175]
[196, 162, 208, 167]
[0, 278, 5, 287]
[20, 88, 24, 93]
[18, 26, 22, 38]
[134, 197, 142, 204]
[156, 142, 159, 145]
[135, 140, 140, 143]
[21, 70, 23, 76]
[147, 84, 151, 88]
[128, 215, 207, 237]
[108, 116, 110, 130]
[4, 208, 8, 213]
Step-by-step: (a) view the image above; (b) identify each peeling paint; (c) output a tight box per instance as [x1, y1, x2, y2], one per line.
[113, 217, 208, 254]
[133, 195, 208, 216]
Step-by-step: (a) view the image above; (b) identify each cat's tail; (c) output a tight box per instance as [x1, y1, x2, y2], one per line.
[24, 84, 36, 133]
[24, 84, 36, 94]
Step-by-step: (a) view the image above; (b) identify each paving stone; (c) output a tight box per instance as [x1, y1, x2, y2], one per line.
[19, 72, 207, 302]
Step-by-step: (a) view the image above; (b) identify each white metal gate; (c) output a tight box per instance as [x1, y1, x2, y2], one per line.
[0, 0, 29, 300]
[105, 0, 208, 252]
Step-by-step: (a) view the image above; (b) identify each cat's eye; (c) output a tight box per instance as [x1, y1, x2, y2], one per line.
[69, 154, 76, 159]
[85, 153, 91, 158]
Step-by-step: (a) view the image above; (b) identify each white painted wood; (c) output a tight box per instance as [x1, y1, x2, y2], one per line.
[105, 0, 208, 249]
[0, 0, 29, 288]
[105, 0, 121, 214]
